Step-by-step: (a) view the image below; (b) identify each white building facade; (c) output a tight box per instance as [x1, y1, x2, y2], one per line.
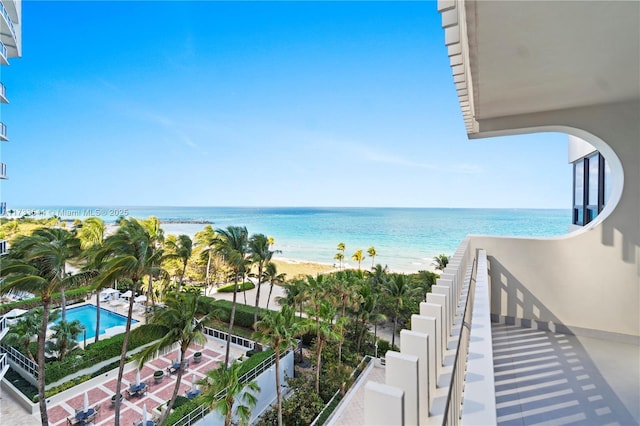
[0, 0, 21, 255]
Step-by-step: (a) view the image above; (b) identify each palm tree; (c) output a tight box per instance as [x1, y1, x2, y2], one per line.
[215, 226, 249, 366]
[248, 233, 280, 326]
[136, 291, 217, 425]
[1, 308, 53, 363]
[200, 361, 260, 426]
[0, 232, 87, 426]
[383, 274, 419, 348]
[333, 252, 344, 270]
[367, 246, 377, 269]
[277, 277, 307, 319]
[355, 282, 385, 352]
[433, 253, 450, 271]
[352, 249, 365, 270]
[140, 216, 165, 307]
[309, 301, 341, 393]
[21, 228, 81, 321]
[91, 219, 163, 425]
[78, 217, 109, 343]
[368, 264, 389, 289]
[337, 242, 346, 269]
[253, 305, 300, 426]
[263, 261, 287, 310]
[195, 225, 218, 291]
[165, 234, 193, 290]
[46, 319, 84, 361]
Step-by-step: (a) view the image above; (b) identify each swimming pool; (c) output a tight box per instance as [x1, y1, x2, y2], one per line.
[55, 305, 138, 340]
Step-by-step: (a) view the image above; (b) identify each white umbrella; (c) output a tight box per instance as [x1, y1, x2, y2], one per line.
[134, 295, 147, 303]
[4, 308, 28, 318]
[191, 373, 197, 392]
[83, 391, 89, 413]
[102, 288, 119, 295]
[176, 350, 182, 364]
[121, 290, 133, 298]
[136, 369, 141, 386]
[142, 403, 148, 425]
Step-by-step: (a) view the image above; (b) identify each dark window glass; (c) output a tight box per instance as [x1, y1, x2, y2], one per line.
[588, 154, 599, 206]
[603, 158, 611, 205]
[574, 162, 584, 207]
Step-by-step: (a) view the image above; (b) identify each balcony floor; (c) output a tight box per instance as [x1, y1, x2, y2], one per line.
[492, 323, 639, 426]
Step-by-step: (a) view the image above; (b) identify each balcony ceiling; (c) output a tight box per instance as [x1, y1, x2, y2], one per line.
[464, 0, 640, 121]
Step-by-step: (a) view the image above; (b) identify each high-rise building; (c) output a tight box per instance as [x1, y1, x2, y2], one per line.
[0, 0, 22, 255]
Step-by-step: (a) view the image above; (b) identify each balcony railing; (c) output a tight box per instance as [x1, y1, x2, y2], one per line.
[172, 349, 292, 426]
[0, 40, 7, 63]
[0, 162, 6, 178]
[0, 344, 39, 379]
[0, 0, 18, 43]
[0, 122, 7, 140]
[0, 82, 7, 103]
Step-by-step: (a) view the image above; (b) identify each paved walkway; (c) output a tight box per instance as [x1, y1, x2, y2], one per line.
[492, 323, 639, 426]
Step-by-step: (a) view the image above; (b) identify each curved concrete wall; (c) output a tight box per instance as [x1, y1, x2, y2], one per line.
[469, 99, 639, 340]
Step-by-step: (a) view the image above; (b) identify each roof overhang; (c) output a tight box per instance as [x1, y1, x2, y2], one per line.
[438, 0, 640, 137]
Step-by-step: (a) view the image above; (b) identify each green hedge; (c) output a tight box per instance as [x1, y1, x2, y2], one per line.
[0, 286, 93, 315]
[197, 297, 270, 329]
[216, 281, 255, 293]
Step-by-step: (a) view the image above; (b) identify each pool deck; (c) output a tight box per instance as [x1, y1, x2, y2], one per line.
[1, 297, 249, 425]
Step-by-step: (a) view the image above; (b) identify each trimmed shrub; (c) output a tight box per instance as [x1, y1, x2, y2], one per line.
[197, 298, 269, 329]
[217, 281, 255, 293]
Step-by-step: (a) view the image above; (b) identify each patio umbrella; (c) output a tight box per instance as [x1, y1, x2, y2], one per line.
[121, 290, 133, 298]
[134, 294, 147, 302]
[191, 373, 197, 392]
[83, 391, 89, 413]
[136, 369, 141, 386]
[176, 350, 182, 364]
[142, 403, 148, 425]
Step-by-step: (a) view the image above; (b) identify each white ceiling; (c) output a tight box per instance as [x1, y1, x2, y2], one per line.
[464, 0, 640, 121]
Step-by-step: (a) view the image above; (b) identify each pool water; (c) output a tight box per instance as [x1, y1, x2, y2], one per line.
[55, 305, 138, 340]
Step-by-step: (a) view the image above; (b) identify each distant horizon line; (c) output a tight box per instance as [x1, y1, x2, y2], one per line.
[7, 204, 571, 211]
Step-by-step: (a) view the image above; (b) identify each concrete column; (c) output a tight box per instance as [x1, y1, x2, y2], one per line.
[365, 381, 404, 426]
[427, 293, 449, 342]
[400, 330, 430, 423]
[433, 281, 453, 329]
[440, 271, 458, 302]
[386, 351, 420, 426]
[419, 303, 443, 368]
[429, 289, 450, 338]
[411, 314, 438, 394]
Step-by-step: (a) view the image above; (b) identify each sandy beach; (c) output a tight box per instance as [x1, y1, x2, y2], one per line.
[270, 258, 336, 278]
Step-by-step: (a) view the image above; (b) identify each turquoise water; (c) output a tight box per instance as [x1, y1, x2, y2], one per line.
[55, 305, 137, 340]
[22, 206, 570, 273]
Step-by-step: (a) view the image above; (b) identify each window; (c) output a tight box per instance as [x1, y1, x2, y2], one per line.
[572, 152, 608, 226]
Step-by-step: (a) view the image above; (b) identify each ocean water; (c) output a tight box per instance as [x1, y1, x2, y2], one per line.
[17, 206, 570, 273]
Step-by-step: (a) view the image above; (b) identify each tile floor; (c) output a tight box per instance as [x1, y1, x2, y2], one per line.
[492, 324, 638, 426]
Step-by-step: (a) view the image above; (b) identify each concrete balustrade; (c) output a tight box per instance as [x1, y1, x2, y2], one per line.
[432, 281, 453, 333]
[410, 315, 437, 398]
[400, 330, 431, 423]
[427, 293, 449, 341]
[386, 351, 420, 425]
[364, 381, 405, 425]
[359, 238, 475, 425]
[419, 302, 443, 369]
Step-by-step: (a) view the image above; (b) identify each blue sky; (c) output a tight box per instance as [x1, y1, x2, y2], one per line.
[1, 1, 570, 209]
